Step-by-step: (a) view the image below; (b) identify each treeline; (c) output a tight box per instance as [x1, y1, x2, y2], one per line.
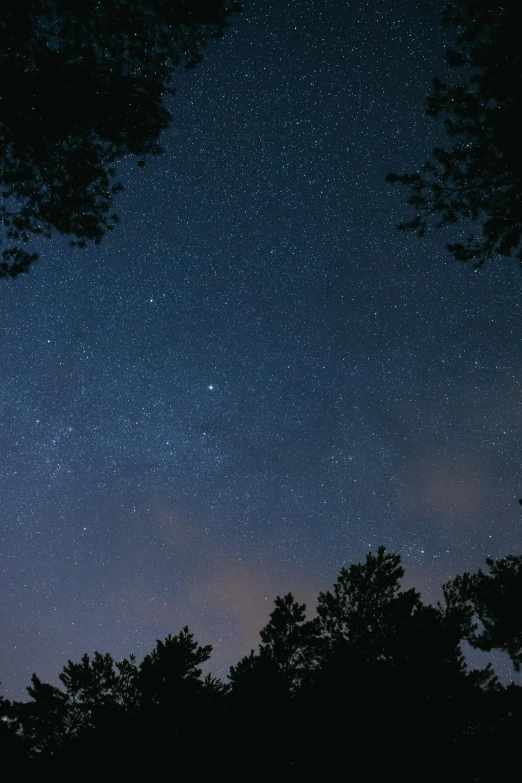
[1, 547, 521, 779]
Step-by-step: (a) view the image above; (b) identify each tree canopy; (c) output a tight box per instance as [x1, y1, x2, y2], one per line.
[0, 0, 241, 279]
[387, 1, 522, 268]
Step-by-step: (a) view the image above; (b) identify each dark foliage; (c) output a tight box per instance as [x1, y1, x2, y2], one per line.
[387, 1, 522, 267]
[444, 553, 522, 670]
[0, 0, 241, 278]
[2, 547, 521, 781]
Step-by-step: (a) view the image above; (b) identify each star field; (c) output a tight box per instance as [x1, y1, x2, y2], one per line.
[1, 0, 521, 698]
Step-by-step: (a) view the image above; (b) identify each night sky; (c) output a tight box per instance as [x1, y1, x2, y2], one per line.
[2, 0, 522, 699]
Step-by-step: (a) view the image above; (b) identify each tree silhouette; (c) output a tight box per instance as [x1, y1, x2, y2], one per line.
[134, 627, 222, 771]
[387, 1, 522, 267]
[0, 0, 241, 279]
[227, 594, 322, 774]
[444, 553, 522, 670]
[259, 594, 320, 683]
[229, 593, 320, 697]
[309, 547, 483, 779]
[0, 688, 28, 765]
[316, 545, 420, 661]
[16, 674, 68, 757]
[138, 626, 213, 706]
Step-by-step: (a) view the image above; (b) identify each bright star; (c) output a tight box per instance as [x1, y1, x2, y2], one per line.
[207, 384, 214, 390]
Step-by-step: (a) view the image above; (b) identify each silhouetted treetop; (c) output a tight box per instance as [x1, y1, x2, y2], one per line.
[259, 593, 320, 685]
[229, 593, 320, 696]
[387, 1, 522, 267]
[0, 0, 241, 278]
[139, 626, 213, 704]
[316, 546, 421, 659]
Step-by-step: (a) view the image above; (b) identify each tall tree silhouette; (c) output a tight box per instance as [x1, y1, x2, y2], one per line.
[387, 1, 522, 267]
[135, 627, 225, 772]
[227, 594, 320, 774]
[309, 547, 479, 779]
[316, 545, 420, 660]
[0, 0, 241, 278]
